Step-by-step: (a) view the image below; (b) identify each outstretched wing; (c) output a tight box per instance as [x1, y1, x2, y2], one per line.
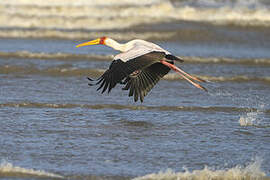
[89, 51, 168, 94]
[89, 59, 133, 93]
[122, 62, 171, 102]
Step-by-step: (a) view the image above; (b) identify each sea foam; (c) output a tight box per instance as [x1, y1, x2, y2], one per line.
[1, 0, 270, 37]
[133, 157, 266, 180]
[0, 161, 63, 179]
[239, 104, 267, 127]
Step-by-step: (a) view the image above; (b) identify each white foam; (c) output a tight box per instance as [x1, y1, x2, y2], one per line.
[239, 104, 266, 127]
[133, 157, 266, 180]
[0, 0, 270, 33]
[239, 112, 260, 126]
[0, 0, 163, 6]
[0, 161, 63, 179]
[0, 29, 176, 40]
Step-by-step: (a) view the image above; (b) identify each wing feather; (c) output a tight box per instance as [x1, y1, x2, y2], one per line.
[97, 76, 106, 91]
[91, 59, 133, 93]
[89, 51, 168, 94]
[134, 78, 139, 102]
[122, 62, 171, 102]
[88, 51, 172, 100]
[129, 81, 134, 97]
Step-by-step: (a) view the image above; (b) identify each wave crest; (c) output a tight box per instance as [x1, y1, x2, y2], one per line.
[0, 51, 112, 61]
[0, 161, 63, 179]
[1, 0, 270, 39]
[164, 73, 270, 84]
[1, 64, 270, 84]
[2, 102, 270, 114]
[1, 51, 270, 66]
[133, 157, 265, 180]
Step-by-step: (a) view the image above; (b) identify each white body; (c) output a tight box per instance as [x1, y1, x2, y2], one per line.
[104, 38, 171, 62]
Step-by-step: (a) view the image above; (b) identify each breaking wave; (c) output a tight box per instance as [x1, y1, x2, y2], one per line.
[1, 50, 270, 84]
[0, 161, 63, 179]
[1, 51, 270, 66]
[133, 157, 266, 180]
[1, 64, 270, 84]
[0, 51, 113, 61]
[165, 74, 270, 84]
[0, 29, 176, 40]
[1, 102, 270, 114]
[1, 0, 270, 39]
[239, 104, 270, 127]
[239, 111, 263, 127]
[0, 158, 267, 180]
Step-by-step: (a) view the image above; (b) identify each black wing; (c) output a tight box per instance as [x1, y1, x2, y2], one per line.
[89, 51, 167, 94]
[89, 59, 134, 93]
[122, 62, 171, 102]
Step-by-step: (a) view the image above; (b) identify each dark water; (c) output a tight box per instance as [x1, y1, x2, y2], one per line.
[1, 0, 270, 180]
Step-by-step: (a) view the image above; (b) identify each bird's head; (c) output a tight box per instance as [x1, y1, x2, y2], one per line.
[76, 37, 107, 48]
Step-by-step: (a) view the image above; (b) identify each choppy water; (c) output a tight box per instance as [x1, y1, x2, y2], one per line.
[1, 0, 270, 40]
[1, 0, 270, 180]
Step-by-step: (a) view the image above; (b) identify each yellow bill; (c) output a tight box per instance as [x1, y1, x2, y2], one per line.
[76, 38, 101, 48]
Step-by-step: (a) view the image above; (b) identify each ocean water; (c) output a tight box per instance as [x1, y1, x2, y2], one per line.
[0, 0, 270, 179]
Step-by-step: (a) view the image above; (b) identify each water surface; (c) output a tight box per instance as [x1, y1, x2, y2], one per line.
[1, 0, 270, 179]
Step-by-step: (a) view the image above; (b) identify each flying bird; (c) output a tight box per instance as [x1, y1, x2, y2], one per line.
[76, 37, 207, 102]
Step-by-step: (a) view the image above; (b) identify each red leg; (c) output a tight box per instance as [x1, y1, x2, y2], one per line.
[160, 60, 207, 92]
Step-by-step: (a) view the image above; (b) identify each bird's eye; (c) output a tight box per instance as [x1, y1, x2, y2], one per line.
[100, 37, 107, 44]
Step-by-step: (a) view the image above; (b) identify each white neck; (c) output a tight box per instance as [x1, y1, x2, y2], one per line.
[105, 38, 127, 52]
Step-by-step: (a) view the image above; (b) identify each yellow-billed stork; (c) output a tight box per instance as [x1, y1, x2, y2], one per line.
[76, 37, 207, 102]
